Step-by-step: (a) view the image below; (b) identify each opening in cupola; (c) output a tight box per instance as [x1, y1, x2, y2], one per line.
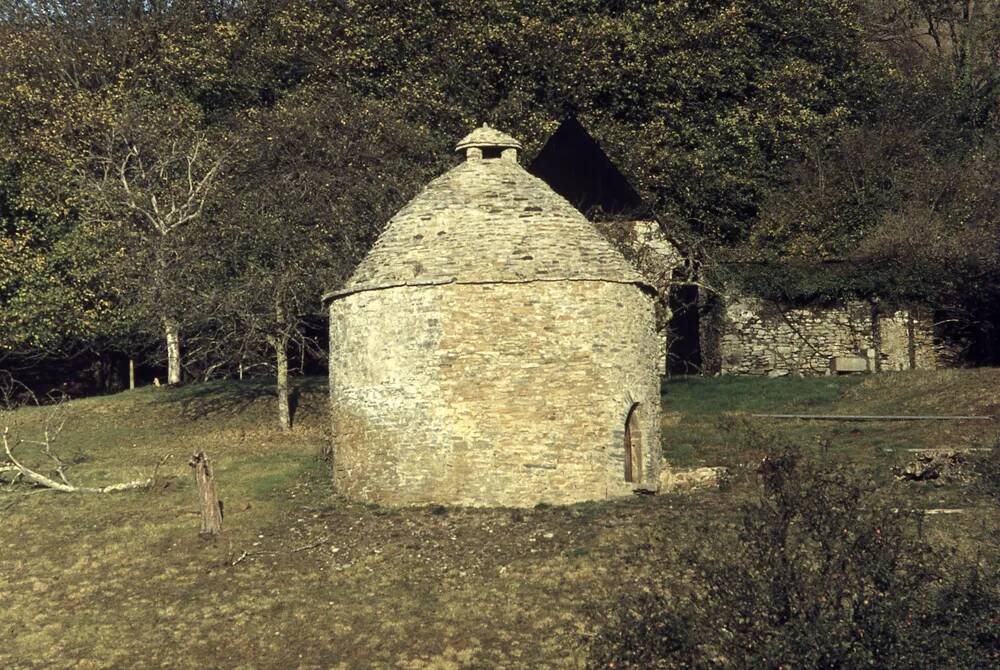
[455, 122, 522, 163]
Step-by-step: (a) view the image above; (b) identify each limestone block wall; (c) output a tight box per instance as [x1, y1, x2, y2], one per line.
[631, 221, 684, 376]
[328, 280, 661, 507]
[703, 295, 950, 376]
[594, 219, 686, 376]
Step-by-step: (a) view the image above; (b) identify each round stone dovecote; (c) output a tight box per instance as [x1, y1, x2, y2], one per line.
[323, 125, 661, 507]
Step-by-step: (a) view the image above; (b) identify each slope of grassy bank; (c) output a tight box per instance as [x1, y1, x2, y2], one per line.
[1, 370, 997, 668]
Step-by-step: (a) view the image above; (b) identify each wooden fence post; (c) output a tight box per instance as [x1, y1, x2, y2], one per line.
[189, 451, 223, 536]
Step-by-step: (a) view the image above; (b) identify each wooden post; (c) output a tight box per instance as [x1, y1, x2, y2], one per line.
[870, 300, 882, 373]
[128, 358, 136, 390]
[189, 451, 223, 536]
[906, 310, 917, 370]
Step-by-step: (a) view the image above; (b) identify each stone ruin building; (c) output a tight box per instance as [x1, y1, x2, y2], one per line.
[529, 118, 954, 378]
[323, 125, 662, 507]
[699, 293, 951, 376]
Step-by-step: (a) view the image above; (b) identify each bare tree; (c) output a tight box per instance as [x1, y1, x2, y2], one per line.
[80, 97, 224, 385]
[204, 87, 438, 431]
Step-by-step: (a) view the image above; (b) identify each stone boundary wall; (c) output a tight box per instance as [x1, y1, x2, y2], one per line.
[702, 295, 952, 376]
[586, 221, 959, 377]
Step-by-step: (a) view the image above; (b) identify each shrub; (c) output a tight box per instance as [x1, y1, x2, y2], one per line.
[588, 445, 1000, 669]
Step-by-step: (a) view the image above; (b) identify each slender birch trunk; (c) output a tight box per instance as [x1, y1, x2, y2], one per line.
[164, 318, 182, 385]
[275, 338, 291, 432]
[271, 301, 291, 432]
[128, 358, 136, 390]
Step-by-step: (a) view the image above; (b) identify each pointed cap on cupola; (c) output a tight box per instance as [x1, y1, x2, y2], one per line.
[455, 123, 523, 162]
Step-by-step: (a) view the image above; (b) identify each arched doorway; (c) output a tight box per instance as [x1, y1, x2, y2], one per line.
[624, 402, 642, 483]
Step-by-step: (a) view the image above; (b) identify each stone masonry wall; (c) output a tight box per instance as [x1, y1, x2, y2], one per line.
[708, 296, 949, 376]
[594, 219, 686, 376]
[329, 280, 661, 507]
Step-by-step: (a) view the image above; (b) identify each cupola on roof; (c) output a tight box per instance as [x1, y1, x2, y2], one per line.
[324, 125, 651, 301]
[454, 123, 523, 152]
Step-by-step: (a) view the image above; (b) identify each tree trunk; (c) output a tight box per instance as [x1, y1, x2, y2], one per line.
[275, 343, 290, 432]
[164, 318, 182, 385]
[189, 451, 223, 536]
[128, 358, 136, 390]
[271, 301, 292, 433]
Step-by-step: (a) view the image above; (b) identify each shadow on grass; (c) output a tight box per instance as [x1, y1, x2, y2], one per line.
[661, 374, 864, 415]
[154, 376, 327, 422]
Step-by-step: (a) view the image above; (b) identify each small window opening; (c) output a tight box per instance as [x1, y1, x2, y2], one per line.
[481, 146, 503, 159]
[624, 402, 642, 483]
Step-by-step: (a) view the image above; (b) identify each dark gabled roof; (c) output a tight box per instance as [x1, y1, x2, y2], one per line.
[527, 117, 653, 220]
[527, 117, 694, 260]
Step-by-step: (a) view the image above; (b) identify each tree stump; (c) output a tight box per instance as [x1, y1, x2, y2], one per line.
[189, 451, 223, 536]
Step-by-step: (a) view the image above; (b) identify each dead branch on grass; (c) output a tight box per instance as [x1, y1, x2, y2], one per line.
[2, 426, 156, 493]
[0, 373, 165, 494]
[292, 536, 331, 552]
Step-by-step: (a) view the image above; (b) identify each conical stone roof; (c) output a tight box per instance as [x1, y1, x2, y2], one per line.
[325, 129, 650, 301]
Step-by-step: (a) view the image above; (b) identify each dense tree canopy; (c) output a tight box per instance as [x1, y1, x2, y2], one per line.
[1, 0, 999, 388]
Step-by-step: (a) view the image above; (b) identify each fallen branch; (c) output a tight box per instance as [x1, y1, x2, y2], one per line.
[1, 374, 168, 494]
[750, 414, 994, 422]
[2, 426, 158, 493]
[149, 454, 172, 488]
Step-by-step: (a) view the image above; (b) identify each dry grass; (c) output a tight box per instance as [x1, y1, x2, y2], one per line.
[1, 370, 998, 668]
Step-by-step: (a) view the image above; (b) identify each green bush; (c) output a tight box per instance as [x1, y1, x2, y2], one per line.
[588, 446, 1000, 669]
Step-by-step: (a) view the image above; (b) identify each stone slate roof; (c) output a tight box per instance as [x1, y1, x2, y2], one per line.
[325, 148, 651, 302]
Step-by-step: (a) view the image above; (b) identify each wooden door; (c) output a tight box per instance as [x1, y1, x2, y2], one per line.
[624, 403, 642, 483]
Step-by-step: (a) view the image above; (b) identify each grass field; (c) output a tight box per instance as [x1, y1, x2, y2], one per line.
[2, 370, 998, 668]
[664, 370, 1000, 464]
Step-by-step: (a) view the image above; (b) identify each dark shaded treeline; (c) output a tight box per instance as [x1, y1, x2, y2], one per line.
[2, 0, 999, 402]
